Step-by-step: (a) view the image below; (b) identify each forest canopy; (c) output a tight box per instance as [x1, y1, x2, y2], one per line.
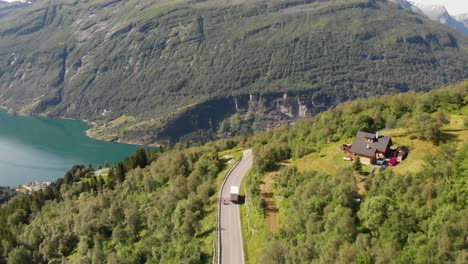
[244, 81, 468, 263]
[0, 81, 466, 263]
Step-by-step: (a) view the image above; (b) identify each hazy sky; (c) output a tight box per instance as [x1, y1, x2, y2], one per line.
[410, 0, 468, 15]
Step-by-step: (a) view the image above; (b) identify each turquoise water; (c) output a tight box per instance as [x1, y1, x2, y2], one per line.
[0, 110, 143, 186]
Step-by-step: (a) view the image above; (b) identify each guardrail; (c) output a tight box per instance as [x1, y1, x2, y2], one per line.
[213, 158, 242, 264]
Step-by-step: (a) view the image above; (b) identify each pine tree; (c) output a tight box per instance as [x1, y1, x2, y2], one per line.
[353, 156, 362, 173]
[115, 162, 126, 183]
[134, 148, 148, 168]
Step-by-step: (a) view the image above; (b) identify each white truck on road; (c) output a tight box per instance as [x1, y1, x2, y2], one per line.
[230, 185, 240, 203]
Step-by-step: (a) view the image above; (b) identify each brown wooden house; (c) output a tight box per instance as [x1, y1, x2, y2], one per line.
[350, 132, 393, 165]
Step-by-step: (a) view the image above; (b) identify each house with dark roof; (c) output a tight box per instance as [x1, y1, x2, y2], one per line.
[350, 131, 393, 165]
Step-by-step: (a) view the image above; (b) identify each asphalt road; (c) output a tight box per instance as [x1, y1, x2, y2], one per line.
[219, 149, 253, 264]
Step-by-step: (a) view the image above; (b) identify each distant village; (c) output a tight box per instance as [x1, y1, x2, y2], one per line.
[16, 181, 51, 193]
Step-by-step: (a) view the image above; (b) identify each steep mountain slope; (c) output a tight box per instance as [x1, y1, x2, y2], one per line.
[0, 0, 466, 144]
[0, 0, 28, 17]
[413, 3, 468, 35]
[455, 13, 468, 27]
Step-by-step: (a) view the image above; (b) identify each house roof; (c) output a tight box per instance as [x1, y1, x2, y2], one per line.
[398, 146, 409, 153]
[350, 131, 392, 158]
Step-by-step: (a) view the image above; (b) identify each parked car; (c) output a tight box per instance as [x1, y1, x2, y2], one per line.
[376, 157, 386, 165]
[343, 154, 353, 161]
[388, 157, 398, 166]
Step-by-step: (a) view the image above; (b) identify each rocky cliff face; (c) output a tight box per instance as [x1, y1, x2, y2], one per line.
[111, 91, 338, 144]
[88, 89, 338, 145]
[0, 0, 467, 144]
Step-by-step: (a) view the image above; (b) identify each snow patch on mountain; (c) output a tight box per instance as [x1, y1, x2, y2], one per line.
[454, 13, 468, 27]
[413, 3, 468, 34]
[389, 0, 467, 35]
[389, 0, 414, 9]
[412, 3, 451, 23]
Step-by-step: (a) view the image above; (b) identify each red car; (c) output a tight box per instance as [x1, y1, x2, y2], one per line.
[388, 157, 398, 166]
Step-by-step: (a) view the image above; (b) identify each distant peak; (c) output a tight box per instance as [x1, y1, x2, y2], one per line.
[388, 0, 413, 9]
[409, 2, 451, 24]
[412, 3, 448, 13]
[455, 13, 468, 21]
[408, 2, 467, 35]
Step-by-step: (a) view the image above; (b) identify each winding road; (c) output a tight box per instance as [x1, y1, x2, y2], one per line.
[218, 149, 253, 264]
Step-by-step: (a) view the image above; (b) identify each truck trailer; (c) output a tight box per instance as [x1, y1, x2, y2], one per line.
[230, 186, 240, 203]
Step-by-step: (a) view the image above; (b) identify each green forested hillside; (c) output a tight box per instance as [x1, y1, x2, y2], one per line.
[0, 143, 242, 263]
[0, 187, 16, 204]
[255, 147, 467, 263]
[241, 81, 468, 263]
[0, 0, 466, 143]
[0, 82, 466, 263]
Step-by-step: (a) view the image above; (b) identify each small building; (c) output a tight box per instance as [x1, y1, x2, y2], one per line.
[350, 131, 393, 165]
[396, 146, 409, 162]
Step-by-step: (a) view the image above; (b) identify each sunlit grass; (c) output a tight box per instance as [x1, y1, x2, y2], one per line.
[240, 170, 268, 264]
[293, 127, 468, 176]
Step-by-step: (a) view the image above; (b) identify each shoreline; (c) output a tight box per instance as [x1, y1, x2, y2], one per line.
[0, 105, 19, 116]
[0, 105, 160, 147]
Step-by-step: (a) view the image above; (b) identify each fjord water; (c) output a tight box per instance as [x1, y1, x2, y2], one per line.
[0, 110, 142, 186]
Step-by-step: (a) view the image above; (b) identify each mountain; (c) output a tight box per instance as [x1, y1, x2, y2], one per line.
[0, 0, 30, 18]
[389, 0, 468, 35]
[0, 0, 466, 144]
[0, 81, 466, 264]
[412, 3, 468, 35]
[389, 0, 412, 9]
[455, 13, 468, 27]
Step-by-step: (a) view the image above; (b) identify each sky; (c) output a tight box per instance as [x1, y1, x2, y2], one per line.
[410, 0, 468, 15]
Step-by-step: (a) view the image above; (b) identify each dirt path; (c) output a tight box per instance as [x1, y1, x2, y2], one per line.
[259, 172, 279, 232]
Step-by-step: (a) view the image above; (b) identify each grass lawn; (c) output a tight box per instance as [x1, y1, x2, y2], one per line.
[95, 168, 110, 176]
[81, 175, 109, 184]
[383, 114, 468, 174]
[219, 147, 245, 160]
[109, 115, 137, 126]
[293, 129, 468, 176]
[292, 139, 358, 175]
[445, 113, 466, 131]
[385, 136, 435, 174]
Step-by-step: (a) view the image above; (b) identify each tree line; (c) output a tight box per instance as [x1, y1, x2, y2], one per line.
[0, 139, 240, 263]
[256, 143, 467, 264]
[250, 81, 467, 172]
[243, 81, 468, 263]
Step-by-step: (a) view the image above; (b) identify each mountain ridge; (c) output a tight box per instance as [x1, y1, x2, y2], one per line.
[455, 13, 468, 27]
[0, 0, 466, 144]
[411, 2, 468, 35]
